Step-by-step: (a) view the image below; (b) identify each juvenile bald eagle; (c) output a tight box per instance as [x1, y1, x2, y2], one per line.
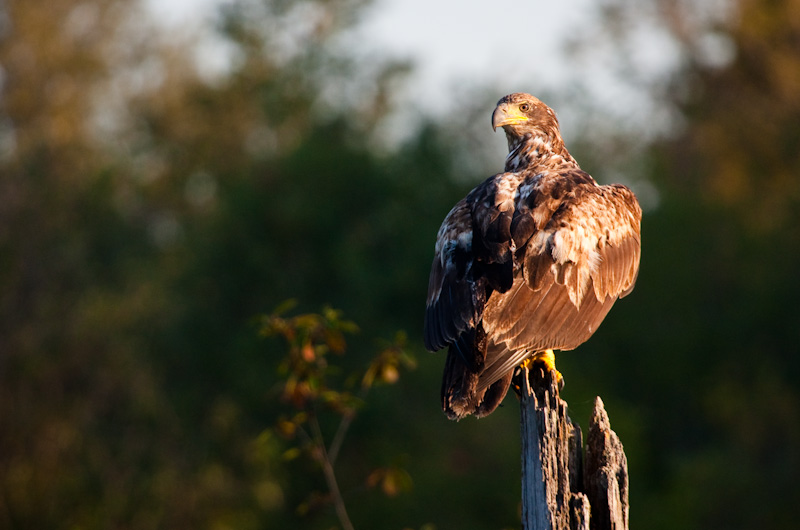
[424, 93, 641, 420]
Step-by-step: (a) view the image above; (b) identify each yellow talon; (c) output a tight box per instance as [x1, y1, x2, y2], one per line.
[521, 349, 563, 386]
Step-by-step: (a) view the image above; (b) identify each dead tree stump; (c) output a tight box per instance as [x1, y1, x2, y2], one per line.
[517, 366, 629, 530]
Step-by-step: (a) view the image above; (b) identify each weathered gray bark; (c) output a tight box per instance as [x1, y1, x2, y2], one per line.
[517, 367, 629, 530]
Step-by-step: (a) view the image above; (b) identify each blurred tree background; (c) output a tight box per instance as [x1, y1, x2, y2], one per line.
[1, 0, 798, 529]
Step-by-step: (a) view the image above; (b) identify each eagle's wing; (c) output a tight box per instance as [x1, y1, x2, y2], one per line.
[423, 174, 518, 360]
[423, 197, 478, 354]
[477, 179, 642, 388]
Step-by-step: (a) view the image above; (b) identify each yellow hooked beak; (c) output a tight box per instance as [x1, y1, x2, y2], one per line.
[492, 103, 529, 131]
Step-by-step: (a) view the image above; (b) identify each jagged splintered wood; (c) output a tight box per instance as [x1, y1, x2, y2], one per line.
[517, 367, 629, 530]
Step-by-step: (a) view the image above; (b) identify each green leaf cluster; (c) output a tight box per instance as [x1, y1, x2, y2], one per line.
[260, 303, 416, 528]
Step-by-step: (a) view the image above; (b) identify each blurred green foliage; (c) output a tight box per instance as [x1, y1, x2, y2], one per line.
[1, 0, 800, 529]
[259, 302, 415, 529]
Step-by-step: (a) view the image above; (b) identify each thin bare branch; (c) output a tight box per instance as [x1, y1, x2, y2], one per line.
[309, 414, 356, 530]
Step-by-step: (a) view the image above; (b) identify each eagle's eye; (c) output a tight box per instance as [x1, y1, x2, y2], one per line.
[519, 103, 530, 112]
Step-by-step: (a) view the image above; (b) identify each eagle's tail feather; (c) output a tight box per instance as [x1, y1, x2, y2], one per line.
[441, 343, 513, 420]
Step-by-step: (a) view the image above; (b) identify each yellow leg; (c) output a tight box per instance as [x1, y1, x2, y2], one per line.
[521, 349, 563, 386]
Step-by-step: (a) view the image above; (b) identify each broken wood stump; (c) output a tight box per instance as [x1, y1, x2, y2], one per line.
[516, 367, 629, 530]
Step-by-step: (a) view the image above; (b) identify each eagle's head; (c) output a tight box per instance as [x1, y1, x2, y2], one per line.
[492, 93, 561, 139]
[491, 93, 568, 166]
